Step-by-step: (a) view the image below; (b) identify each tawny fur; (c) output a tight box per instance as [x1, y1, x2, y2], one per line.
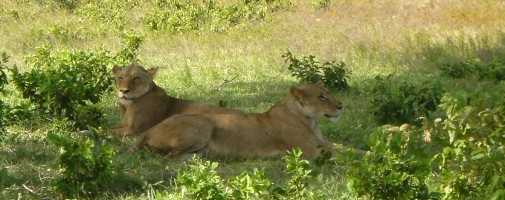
[131, 82, 356, 159]
[110, 65, 240, 136]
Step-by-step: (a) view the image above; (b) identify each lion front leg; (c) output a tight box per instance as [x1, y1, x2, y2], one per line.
[111, 126, 135, 136]
[111, 111, 139, 136]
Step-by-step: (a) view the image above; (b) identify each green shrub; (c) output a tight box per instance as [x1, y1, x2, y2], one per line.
[0, 168, 22, 190]
[168, 148, 318, 199]
[370, 75, 444, 125]
[429, 89, 505, 199]
[341, 85, 505, 199]
[3, 100, 34, 125]
[227, 168, 272, 199]
[75, 0, 133, 30]
[143, 0, 292, 33]
[310, 0, 331, 10]
[0, 52, 9, 131]
[440, 57, 505, 81]
[9, 33, 142, 129]
[339, 127, 436, 199]
[10, 46, 113, 129]
[277, 148, 320, 199]
[283, 51, 351, 91]
[114, 31, 144, 66]
[176, 157, 227, 200]
[439, 59, 477, 78]
[47, 131, 116, 197]
[475, 57, 505, 81]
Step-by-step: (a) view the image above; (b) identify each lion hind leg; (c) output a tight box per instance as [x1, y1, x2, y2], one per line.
[150, 114, 214, 159]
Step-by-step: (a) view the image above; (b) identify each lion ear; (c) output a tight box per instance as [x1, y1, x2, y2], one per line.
[290, 87, 306, 105]
[147, 67, 158, 78]
[112, 66, 122, 76]
[315, 80, 325, 87]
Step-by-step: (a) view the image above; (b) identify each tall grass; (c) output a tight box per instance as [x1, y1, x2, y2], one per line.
[1, 0, 505, 198]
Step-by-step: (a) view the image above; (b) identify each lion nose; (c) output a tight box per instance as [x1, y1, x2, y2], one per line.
[120, 89, 130, 94]
[337, 105, 343, 110]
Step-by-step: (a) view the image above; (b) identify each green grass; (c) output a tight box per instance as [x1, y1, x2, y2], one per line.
[1, 0, 505, 199]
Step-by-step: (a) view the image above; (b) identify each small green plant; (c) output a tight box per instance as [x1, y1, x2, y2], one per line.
[440, 57, 505, 81]
[51, 0, 80, 11]
[311, 0, 331, 10]
[47, 131, 116, 197]
[0, 52, 9, 131]
[9, 33, 141, 129]
[475, 57, 505, 81]
[10, 45, 113, 129]
[114, 30, 144, 65]
[340, 126, 436, 199]
[227, 168, 272, 199]
[176, 157, 226, 200]
[279, 148, 320, 199]
[3, 100, 34, 125]
[429, 90, 505, 199]
[75, 0, 131, 30]
[0, 168, 21, 190]
[169, 148, 318, 199]
[370, 75, 444, 125]
[143, 0, 292, 33]
[283, 51, 350, 91]
[439, 59, 476, 78]
[342, 85, 505, 199]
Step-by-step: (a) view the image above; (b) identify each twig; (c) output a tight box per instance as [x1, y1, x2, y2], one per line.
[213, 74, 239, 91]
[22, 184, 37, 196]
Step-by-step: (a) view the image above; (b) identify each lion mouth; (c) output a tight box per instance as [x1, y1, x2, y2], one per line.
[324, 114, 338, 118]
[119, 95, 133, 100]
[325, 114, 341, 123]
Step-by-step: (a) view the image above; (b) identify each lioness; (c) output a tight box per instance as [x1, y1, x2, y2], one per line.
[111, 65, 240, 136]
[130, 82, 357, 159]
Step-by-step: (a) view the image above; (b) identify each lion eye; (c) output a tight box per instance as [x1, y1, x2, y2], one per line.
[319, 95, 327, 101]
[118, 77, 124, 81]
[133, 77, 140, 81]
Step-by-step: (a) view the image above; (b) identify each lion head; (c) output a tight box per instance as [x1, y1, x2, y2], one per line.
[289, 81, 343, 122]
[112, 65, 158, 101]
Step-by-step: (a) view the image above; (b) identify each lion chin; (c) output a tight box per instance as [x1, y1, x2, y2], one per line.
[325, 114, 340, 123]
[129, 81, 357, 160]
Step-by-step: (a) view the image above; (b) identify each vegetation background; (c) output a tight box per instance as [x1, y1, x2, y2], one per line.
[1, 0, 504, 199]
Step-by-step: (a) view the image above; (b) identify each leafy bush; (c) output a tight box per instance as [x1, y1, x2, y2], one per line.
[370, 75, 444, 125]
[310, 0, 331, 10]
[176, 158, 227, 199]
[75, 0, 133, 30]
[143, 0, 292, 33]
[0, 53, 31, 129]
[340, 84, 505, 199]
[0, 168, 22, 190]
[440, 57, 505, 81]
[174, 157, 274, 200]
[10, 46, 112, 129]
[429, 90, 505, 199]
[166, 148, 318, 199]
[275, 148, 320, 199]
[0, 52, 9, 131]
[439, 59, 476, 78]
[227, 168, 272, 199]
[3, 100, 34, 125]
[338, 126, 436, 199]
[47, 131, 116, 197]
[10, 33, 142, 129]
[114, 31, 144, 66]
[283, 51, 351, 91]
